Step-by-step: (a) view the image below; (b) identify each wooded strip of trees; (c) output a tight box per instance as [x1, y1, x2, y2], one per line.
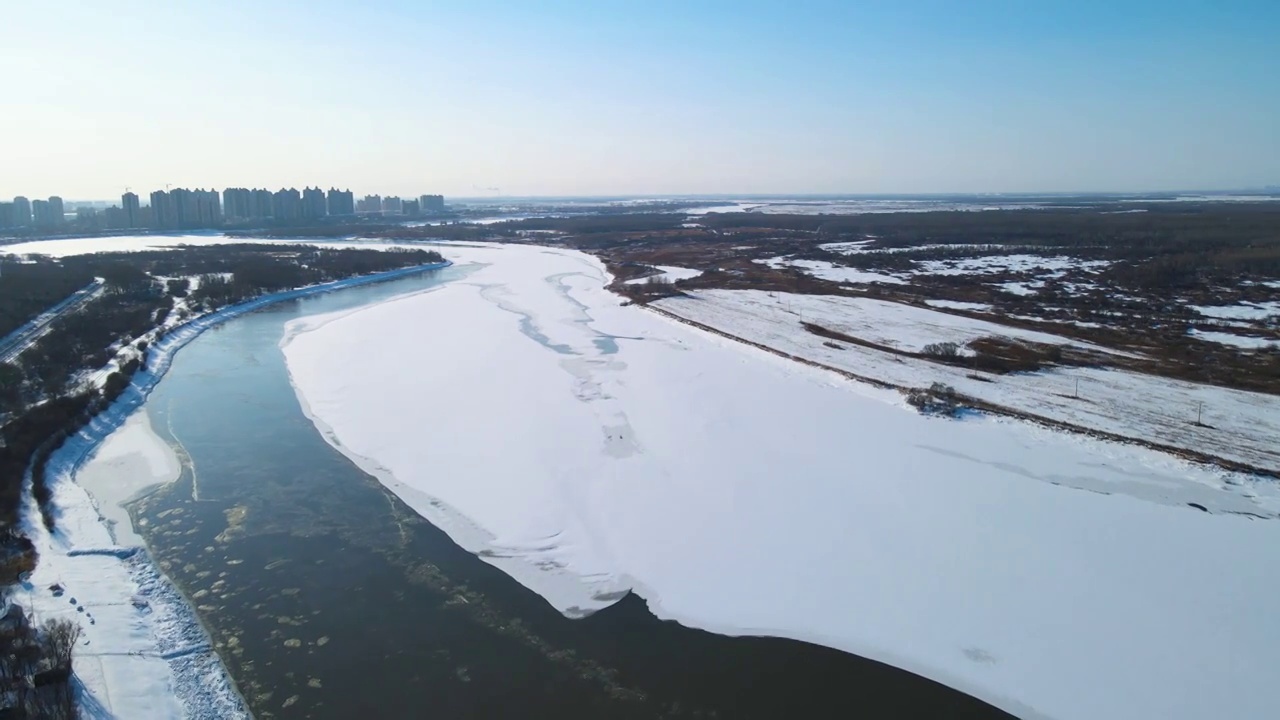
[0, 244, 443, 543]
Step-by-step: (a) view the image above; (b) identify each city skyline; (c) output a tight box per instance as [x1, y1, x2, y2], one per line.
[0, 185, 446, 232]
[3, 2, 1278, 198]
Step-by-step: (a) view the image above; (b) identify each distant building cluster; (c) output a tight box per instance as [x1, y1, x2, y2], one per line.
[0, 196, 64, 230]
[0, 187, 446, 233]
[355, 194, 445, 216]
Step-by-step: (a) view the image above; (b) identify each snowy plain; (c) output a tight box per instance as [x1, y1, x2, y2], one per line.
[283, 243, 1280, 720]
[655, 289, 1280, 477]
[754, 256, 908, 285]
[622, 265, 703, 285]
[1191, 302, 1280, 322]
[1188, 329, 1279, 350]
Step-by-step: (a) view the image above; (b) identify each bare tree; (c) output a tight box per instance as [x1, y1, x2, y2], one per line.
[40, 618, 81, 671]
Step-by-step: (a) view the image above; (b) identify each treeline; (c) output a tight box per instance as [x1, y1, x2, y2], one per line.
[0, 262, 94, 339]
[0, 607, 82, 718]
[159, 245, 445, 310]
[699, 205, 1280, 290]
[1, 244, 444, 534]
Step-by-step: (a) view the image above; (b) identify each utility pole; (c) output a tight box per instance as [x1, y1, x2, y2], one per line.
[1073, 376, 1079, 399]
[1196, 401, 1204, 426]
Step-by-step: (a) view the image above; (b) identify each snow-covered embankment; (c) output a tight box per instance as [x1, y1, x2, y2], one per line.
[280, 243, 1280, 720]
[14, 260, 449, 718]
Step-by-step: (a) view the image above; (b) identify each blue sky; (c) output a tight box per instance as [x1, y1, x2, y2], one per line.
[2, 0, 1277, 198]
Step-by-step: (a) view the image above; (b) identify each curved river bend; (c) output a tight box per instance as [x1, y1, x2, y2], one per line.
[129, 265, 1009, 719]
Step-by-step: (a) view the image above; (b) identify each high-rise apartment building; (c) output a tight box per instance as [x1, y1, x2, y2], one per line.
[358, 195, 382, 214]
[195, 189, 222, 227]
[402, 199, 420, 216]
[12, 196, 32, 226]
[326, 188, 354, 216]
[382, 196, 403, 215]
[103, 205, 127, 230]
[0, 203, 13, 228]
[31, 199, 56, 228]
[272, 188, 302, 222]
[419, 194, 445, 212]
[150, 190, 177, 230]
[251, 189, 274, 219]
[222, 188, 252, 221]
[302, 187, 326, 220]
[122, 192, 140, 228]
[47, 197, 64, 225]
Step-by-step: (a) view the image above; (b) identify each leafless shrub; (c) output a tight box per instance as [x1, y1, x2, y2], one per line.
[904, 382, 963, 417]
[921, 341, 961, 359]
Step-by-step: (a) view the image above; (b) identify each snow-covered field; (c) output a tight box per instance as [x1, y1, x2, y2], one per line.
[998, 280, 1044, 296]
[282, 243, 1280, 720]
[925, 299, 995, 312]
[656, 289, 1280, 476]
[913, 255, 1109, 276]
[690, 291, 1124, 357]
[623, 265, 703, 285]
[1189, 329, 1279, 350]
[755, 250, 1112, 288]
[1191, 302, 1280, 321]
[755, 256, 907, 285]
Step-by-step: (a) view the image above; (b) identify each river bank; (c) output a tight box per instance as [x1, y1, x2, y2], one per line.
[10, 260, 450, 717]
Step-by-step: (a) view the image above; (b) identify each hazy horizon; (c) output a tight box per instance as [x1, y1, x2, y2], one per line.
[4, 1, 1278, 199]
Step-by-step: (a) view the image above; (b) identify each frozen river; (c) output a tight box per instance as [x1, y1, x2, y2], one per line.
[41, 236, 1280, 719]
[105, 258, 1005, 717]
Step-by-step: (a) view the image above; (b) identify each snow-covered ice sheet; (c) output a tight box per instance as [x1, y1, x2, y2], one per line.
[72, 412, 180, 546]
[282, 243, 1280, 720]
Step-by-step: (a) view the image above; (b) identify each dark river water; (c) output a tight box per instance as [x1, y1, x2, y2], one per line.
[129, 267, 1012, 719]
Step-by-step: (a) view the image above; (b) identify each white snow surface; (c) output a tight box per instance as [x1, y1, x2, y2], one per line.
[914, 255, 1109, 276]
[623, 265, 703, 285]
[816, 240, 876, 254]
[14, 408, 247, 719]
[1189, 329, 1280, 350]
[692, 291, 1119, 356]
[925, 299, 993, 312]
[997, 281, 1043, 296]
[656, 289, 1280, 475]
[1191, 302, 1280, 321]
[283, 243, 1280, 720]
[755, 256, 908, 285]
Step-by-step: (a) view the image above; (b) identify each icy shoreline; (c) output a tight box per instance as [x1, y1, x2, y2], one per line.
[13, 260, 450, 718]
[282, 243, 1280, 720]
